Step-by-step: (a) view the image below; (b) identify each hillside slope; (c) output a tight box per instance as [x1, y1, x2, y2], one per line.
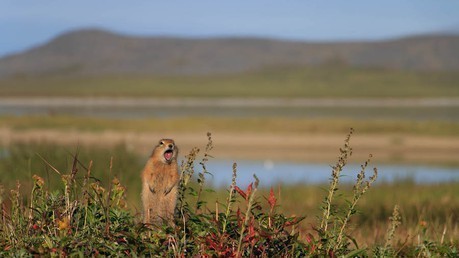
[1, 29, 458, 77]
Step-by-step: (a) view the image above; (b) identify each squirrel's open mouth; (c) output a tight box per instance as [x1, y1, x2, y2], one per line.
[164, 149, 174, 161]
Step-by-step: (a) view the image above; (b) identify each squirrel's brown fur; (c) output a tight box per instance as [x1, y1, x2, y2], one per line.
[141, 139, 179, 224]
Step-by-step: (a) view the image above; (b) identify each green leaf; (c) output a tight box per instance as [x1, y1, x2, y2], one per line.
[344, 248, 367, 258]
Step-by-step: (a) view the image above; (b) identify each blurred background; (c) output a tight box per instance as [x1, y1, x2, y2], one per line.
[0, 0, 459, 245]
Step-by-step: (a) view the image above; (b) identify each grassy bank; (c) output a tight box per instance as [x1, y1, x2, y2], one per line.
[2, 116, 459, 166]
[1, 66, 459, 98]
[0, 140, 458, 256]
[2, 115, 459, 136]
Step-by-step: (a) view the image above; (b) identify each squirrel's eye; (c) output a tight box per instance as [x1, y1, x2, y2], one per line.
[160, 141, 164, 145]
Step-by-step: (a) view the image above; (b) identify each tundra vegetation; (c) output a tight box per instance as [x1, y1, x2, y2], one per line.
[0, 132, 457, 256]
[1, 66, 459, 97]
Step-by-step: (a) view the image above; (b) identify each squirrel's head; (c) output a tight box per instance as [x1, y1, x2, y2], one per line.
[153, 139, 178, 164]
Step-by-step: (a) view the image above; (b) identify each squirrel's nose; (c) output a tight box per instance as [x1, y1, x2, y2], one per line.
[168, 144, 174, 149]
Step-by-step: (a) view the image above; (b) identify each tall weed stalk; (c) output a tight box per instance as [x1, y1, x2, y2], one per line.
[314, 128, 377, 256]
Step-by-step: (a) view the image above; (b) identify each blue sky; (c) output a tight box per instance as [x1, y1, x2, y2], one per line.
[1, 1, 458, 57]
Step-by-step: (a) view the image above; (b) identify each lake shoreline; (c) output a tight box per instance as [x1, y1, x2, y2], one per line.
[2, 96, 459, 108]
[1, 127, 458, 166]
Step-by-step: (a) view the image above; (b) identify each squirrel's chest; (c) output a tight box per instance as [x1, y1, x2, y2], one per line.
[146, 163, 178, 185]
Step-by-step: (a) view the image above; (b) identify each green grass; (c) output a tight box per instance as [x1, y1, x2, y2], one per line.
[1, 65, 459, 97]
[3, 115, 459, 136]
[0, 142, 145, 209]
[0, 134, 458, 256]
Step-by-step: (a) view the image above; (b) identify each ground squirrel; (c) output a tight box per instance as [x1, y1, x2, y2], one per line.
[141, 139, 179, 224]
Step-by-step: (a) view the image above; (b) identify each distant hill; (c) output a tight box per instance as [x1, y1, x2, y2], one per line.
[1, 28, 459, 77]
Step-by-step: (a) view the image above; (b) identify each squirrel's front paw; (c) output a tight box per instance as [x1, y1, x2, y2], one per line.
[149, 185, 156, 194]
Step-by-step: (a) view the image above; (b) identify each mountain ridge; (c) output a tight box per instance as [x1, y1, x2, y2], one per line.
[1, 28, 458, 78]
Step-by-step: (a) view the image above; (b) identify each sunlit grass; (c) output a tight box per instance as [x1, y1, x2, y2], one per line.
[2, 115, 459, 136]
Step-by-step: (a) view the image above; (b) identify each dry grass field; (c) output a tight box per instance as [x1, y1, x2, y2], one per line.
[1, 122, 459, 166]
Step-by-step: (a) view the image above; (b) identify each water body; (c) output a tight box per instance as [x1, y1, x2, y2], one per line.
[1, 146, 457, 186]
[201, 160, 459, 188]
[1, 97, 459, 121]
